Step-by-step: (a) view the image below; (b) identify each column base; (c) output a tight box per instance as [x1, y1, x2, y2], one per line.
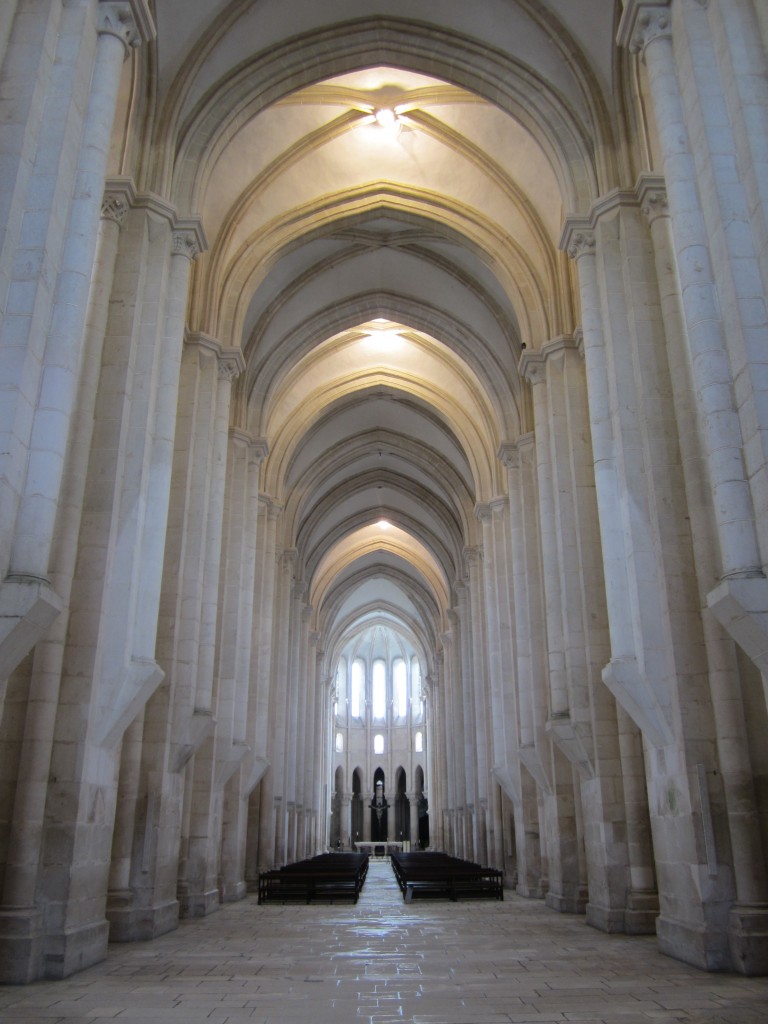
[516, 882, 545, 899]
[106, 890, 179, 942]
[656, 913, 730, 972]
[729, 904, 768, 976]
[220, 880, 247, 903]
[0, 907, 46, 983]
[546, 888, 587, 914]
[624, 889, 660, 935]
[586, 902, 627, 933]
[178, 886, 220, 918]
[43, 918, 110, 979]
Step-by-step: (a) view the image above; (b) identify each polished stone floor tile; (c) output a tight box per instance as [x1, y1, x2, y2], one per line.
[1, 862, 767, 1023]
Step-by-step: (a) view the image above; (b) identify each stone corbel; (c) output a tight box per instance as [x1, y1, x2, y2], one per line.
[707, 579, 768, 682]
[0, 575, 63, 689]
[98, 656, 165, 748]
[215, 741, 250, 790]
[601, 655, 675, 749]
[518, 743, 552, 795]
[545, 712, 595, 781]
[171, 709, 216, 772]
[491, 764, 521, 805]
[246, 757, 274, 794]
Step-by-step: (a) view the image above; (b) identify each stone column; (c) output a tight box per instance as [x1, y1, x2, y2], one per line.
[178, 345, 245, 916]
[0, 181, 132, 982]
[221, 434, 268, 899]
[476, 500, 513, 870]
[519, 349, 587, 915]
[619, 3, 768, 679]
[453, 583, 477, 860]
[8, 0, 151, 579]
[464, 546, 491, 865]
[268, 548, 297, 865]
[254, 500, 280, 870]
[301, 631, 322, 857]
[0, 3, 153, 682]
[500, 437, 548, 897]
[639, 177, 768, 972]
[443, 616, 465, 857]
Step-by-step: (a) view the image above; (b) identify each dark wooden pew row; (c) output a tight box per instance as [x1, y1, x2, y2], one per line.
[258, 852, 369, 904]
[390, 851, 503, 902]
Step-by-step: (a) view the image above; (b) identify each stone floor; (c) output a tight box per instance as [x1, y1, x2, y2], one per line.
[1, 861, 767, 1024]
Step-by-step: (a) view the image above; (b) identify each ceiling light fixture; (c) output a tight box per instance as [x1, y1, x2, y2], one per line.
[377, 519, 392, 530]
[364, 329, 404, 351]
[373, 107, 401, 136]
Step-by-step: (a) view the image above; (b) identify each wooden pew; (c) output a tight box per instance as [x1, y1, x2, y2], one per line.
[258, 852, 369, 904]
[390, 851, 503, 902]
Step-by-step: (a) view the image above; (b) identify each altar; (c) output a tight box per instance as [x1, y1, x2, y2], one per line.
[354, 840, 408, 858]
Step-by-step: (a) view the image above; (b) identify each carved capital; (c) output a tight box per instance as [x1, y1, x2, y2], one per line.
[559, 217, 596, 261]
[636, 174, 669, 225]
[474, 502, 493, 525]
[498, 441, 519, 471]
[463, 545, 482, 570]
[101, 191, 130, 226]
[98, 1, 155, 54]
[172, 230, 202, 262]
[518, 350, 546, 386]
[618, 1, 672, 57]
[217, 347, 245, 382]
[249, 437, 270, 467]
[229, 427, 252, 448]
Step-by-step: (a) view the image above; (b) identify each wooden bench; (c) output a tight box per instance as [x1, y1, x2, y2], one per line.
[258, 852, 369, 904]
[391, 851, 503, 902]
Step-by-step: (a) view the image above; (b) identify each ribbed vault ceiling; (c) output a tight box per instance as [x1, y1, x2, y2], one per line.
[134, 0, 621, 672]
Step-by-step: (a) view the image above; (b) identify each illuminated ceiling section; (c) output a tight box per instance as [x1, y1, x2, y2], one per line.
[154, 2, 616, 655]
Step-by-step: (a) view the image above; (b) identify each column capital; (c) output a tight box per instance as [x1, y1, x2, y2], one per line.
[518, 349, 546, 385]
[559, 217, 596, 261]
[474, 502, 493, 524]
[280, 547, 298, 565]
[172, 218, 207, 262]
[516, 431, 535, 457]
[463, 545, 482, 570]
[184, 330, 220, 357]
[249, 437, 270, 465]
[101, 177, 135, 226]
[259, 495, 283, 520]
[636, 173, 669, 225]
[98, 1, 156, 55]
[497, 441, 519, 470]
[229, 427, 252, 447]
[541, 334, 579, 362]
[217, 347, 245, 382]
[617, 1, 672, 57]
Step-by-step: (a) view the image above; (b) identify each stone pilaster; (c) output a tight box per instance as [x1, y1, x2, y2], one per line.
[499, 437, 547, 898]
[620, 1, 765, 589]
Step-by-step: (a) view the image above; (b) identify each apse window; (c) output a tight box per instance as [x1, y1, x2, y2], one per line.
[336, 732, 344, 752]
[373, 733, 384, 755]
[372, 659, 386, 719]
[394, 658, 407, 718]
[351, 658, 365, 718]
[415, 730, 423, 753]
